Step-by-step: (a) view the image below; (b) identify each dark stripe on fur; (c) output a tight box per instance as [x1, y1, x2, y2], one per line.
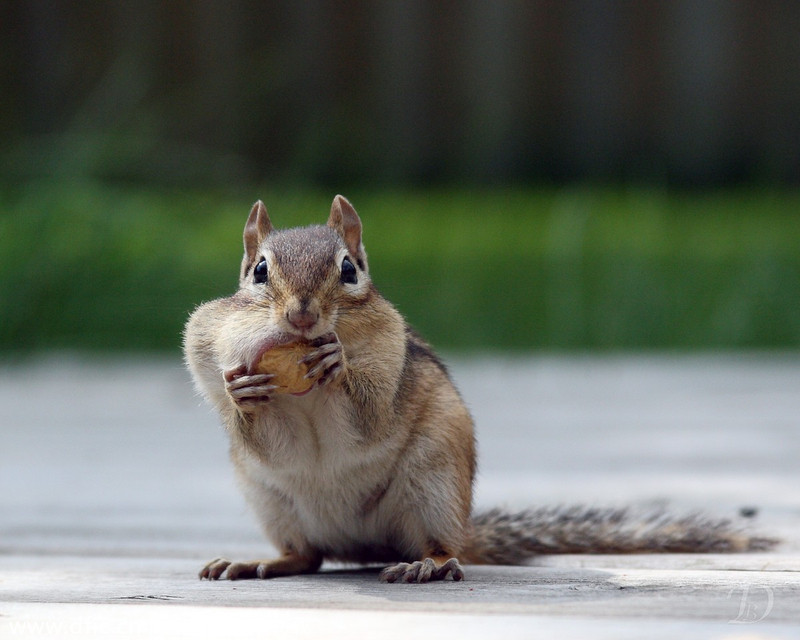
[404, 326, 451, 378]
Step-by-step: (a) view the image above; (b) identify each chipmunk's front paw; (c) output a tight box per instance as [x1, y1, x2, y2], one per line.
[379, 557, 465, 583]
[224, 366, 277, 410]
[302, 333, 345, 387]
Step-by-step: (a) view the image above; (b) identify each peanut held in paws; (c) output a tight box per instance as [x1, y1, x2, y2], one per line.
[255, 342, 318, 394]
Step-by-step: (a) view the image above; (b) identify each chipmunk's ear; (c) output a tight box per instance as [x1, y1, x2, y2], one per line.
[241, 201, 273, 280]
[328, 195, 366, 267]
[243, 200, 273, 263]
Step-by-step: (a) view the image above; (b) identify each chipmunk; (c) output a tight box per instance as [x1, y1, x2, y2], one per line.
[183, 195, 776, 583]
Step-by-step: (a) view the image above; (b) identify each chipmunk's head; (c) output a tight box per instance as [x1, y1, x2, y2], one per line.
[237, 195, 372, 340]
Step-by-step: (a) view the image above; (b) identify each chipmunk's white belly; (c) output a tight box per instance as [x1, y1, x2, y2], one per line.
[240, 394, 418, 560]
[241, 450, 411, 560]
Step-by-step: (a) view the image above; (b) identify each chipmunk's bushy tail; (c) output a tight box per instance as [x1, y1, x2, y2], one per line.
[462, 506, 778, 565]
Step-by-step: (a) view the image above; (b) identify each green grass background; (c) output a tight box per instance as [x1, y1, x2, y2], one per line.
[1, 180, 798, 354]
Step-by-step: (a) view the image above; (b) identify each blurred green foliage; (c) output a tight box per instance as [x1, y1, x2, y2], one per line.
[1, 181, 798, 354]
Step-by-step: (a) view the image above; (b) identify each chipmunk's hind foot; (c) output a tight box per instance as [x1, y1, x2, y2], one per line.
[379, 557, 464, 583]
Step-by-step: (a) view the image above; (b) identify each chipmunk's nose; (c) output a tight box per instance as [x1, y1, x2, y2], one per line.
[286, 305, 319, 331]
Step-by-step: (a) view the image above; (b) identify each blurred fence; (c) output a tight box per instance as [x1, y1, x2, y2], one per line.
[2, 1, 799, 185]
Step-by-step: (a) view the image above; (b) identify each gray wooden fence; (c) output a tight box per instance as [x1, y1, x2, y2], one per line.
[2, 1, 798, 184]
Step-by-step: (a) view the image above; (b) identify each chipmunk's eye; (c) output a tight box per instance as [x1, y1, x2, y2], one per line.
[340, 256, 357, 284]
[254, 258, 268, 284]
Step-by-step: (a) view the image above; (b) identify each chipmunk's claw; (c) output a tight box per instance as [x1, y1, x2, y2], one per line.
[199, 557, 232, 580]
[224, 369, 277, 409]
[379, 557, 464, 583]
[302, 334, 345, 387]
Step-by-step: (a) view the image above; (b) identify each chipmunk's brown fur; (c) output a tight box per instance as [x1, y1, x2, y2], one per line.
[184, 196, 776, 584]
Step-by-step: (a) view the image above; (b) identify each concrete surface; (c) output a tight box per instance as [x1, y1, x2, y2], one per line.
[1, 353, 799, 638]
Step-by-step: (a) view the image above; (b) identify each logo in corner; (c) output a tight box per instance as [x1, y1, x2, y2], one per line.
[727, 584, 774, 624]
